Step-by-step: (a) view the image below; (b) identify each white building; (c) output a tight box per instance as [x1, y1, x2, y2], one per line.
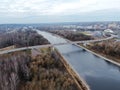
[103, 29, 114, 36]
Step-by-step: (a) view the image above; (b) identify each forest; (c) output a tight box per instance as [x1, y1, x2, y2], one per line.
[0, 30, 49, 49]
[0, 48, 80, 90]
[0, 51, 31, 90]
[49, 30, 94, 41]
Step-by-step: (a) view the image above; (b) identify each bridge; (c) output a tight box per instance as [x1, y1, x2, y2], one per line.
[72, 35, 114, 44]
[0, 36, 114, 55]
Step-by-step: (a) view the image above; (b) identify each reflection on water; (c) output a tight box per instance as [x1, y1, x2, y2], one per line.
[37, 30, 120, 90]
[63, 49, 86, 56]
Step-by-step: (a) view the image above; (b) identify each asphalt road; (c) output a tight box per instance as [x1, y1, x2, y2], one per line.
[0, 35, 114, 55]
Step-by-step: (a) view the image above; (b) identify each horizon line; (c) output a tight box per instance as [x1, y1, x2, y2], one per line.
[0, 20, 120, 25]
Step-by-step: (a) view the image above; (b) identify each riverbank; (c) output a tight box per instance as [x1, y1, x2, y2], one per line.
[0, 48, 85, 90]
[84, 40, 120, 63]
[48, 30, 94, 41]
[37, 30, 120, 90]
[75, 44, 120, 67]
[48, 31, 120, 67]
[83, 44, 120, 62]
[55, 49, 90, 90]
[36, 30, 90, 90]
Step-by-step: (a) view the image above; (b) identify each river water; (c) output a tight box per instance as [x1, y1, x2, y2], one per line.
[37, 30, 120, 90]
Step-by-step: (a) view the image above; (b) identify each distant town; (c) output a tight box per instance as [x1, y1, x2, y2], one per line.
[0, 21, 120, 38]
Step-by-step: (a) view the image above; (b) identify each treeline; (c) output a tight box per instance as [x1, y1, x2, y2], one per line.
[49, 30, 94, 41]
[0, 51, 31, 90]
[0, 30, 49, 49]
[90, 40, 120, 60]
[19, 50, 79, 90]
[0, 49, 80, 90]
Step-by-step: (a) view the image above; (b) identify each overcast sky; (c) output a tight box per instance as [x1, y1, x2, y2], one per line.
[0, 0, 120, 23]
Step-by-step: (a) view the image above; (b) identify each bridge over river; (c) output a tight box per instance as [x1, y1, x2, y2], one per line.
[37, 30, 120, 90]
[0, 33, 114, 55]
[0, 30, 119, 90]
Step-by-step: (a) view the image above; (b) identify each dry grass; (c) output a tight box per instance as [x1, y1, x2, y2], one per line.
[0, 45, 16, 51]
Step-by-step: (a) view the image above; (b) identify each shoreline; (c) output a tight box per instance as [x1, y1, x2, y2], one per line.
[83, 45, 120, 63]
[74, 43, 120, 67]
[55, 49, 90, 90]
[37, 31, 90, 90]
[49, 31, 120, 67]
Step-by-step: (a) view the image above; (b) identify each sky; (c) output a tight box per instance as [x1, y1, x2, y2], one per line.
[0, 0, 120, 23]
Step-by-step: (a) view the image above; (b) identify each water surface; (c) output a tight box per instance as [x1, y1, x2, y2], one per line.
[38, 31, 120, 90]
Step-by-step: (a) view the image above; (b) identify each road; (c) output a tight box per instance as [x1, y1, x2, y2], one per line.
[72, 35, 114, 44]
[0, 35, 114, 55]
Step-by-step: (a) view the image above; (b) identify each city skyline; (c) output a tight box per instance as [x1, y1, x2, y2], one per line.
[0, 0, 120, 23]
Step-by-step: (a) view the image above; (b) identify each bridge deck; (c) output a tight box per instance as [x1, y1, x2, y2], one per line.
[0, 36, 114, 55]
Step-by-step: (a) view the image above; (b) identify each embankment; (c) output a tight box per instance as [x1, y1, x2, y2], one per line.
[54, 49, 90, 90]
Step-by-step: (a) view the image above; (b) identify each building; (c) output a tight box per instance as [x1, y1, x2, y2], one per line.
[108, 23, 117, 29]
[103, 29, 114, 36]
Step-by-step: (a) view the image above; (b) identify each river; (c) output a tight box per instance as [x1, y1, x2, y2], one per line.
[37, 30, 120, 90]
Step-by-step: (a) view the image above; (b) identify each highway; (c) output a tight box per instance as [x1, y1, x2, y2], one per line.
[0, 35, 114, 55]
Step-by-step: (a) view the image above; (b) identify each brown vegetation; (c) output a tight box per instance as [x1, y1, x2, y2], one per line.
[49, 30, 94, 41]
[0, 45, 15, 51]
[0, 48, 80, 90]
[0, 30, 49, 49]
[0, 51, 31, 90]
[19, 48, 79, 90]
[88, 40, 120, 62]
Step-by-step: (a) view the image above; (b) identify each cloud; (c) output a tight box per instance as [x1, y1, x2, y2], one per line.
[0, 0, 120, 23]
[0, 0, 120, 16]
